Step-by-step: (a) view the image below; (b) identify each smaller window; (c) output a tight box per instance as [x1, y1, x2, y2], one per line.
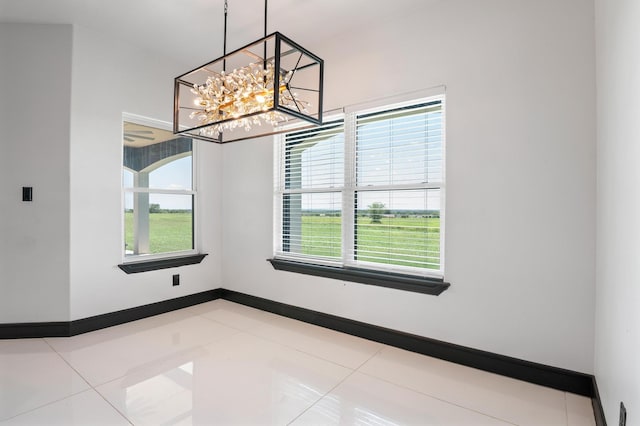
[123, 116, 197, 261]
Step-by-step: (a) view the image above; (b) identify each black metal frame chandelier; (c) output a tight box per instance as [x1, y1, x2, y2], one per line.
[173, 0, 324, 143]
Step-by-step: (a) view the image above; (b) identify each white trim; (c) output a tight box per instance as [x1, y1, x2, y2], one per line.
[124, 188, 196, 195]
[123, 249, 199, 263]
[347, 261, 443, 279]
[342, 110, 356, 270]
[439, 95, 447, 275]
[344, 85, 446, 115]
[273, 136, 283, 255]
[122, 112, 170, 130]
[351, 183, 443, 192]
[192, 138, 200, 254]
[273, 253, 343, 269]
[276, 108, 345, 133]
[279, 188, 345, 195]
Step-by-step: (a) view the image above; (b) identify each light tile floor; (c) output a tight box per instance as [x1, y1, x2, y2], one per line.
[0, 300, 596, 425]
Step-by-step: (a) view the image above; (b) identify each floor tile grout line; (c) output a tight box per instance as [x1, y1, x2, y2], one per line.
[191, 302, 539, 425]
[284, 343, 517, 426]
[202, 309, 388, 372]
[196, 301, 390, 365]
[355, 367, 518, 425]
[200, 316, 373, 373]
[63, 301, 362, 426]
[200, 300, 571, 423]
[285, 342, 513, 425]
[35, 308, 250, 396]
[186, 311, 334, 367]
[187, 303, 371, 426]
[248, 321, 561, 426]
[199, 309, 534, 426]
[0, 339, 121, 423]
[43, 337, 91, 387]
[40, 307, 247, 388]
[199, 303, 589, 401]
[284, 343, 388, 424]
[564, 392, 570, 426]
[60, 334, 240, 390]
[286, 366, 360, 425]
[34, 306, 354, 425]
[91, 388, 135, 425]
[193, 310, 265, 334]
[42, 338, 134, 425]
[0, 391, 91, 423]
[352, 343, 386, 372]
[243, 325, 382, 371]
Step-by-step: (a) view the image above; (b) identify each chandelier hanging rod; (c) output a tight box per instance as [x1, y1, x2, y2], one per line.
[223, 0, 227, 69]
[264, 0, 268, 64]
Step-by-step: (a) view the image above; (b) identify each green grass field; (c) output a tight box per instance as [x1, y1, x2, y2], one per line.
[124, 212, 439, 270]
[124, 212, 193, 255]
[294, 215, 440, 270]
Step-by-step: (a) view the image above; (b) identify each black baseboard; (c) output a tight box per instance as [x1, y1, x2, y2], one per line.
[220, 289, 592, 395]
[221, 289, 607, 424]
[591, 376, 607, 426]
[0, 289, 221, 339]
[0, 321, 70, 339]
[0, 287, 607, 425]
[69, 289, 222, 335]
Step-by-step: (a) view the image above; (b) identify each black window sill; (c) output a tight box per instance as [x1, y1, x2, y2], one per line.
[118, 254, 208, 274]
[268, 258, 450, 295]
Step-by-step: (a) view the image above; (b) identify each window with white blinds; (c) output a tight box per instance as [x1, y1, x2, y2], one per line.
[348, 101, 443, 275]
[275, 93, 445, 279]
[275, 120, 345, 263]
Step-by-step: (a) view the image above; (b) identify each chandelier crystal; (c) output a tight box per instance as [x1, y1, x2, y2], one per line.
[188, 60, 309, 139]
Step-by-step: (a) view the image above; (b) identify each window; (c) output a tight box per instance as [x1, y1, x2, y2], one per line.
[278, 120, 345, 262]
[274, 90, 446, 287]
[122, 116, 197, 261]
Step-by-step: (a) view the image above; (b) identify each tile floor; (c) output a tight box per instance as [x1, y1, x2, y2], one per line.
[0, 300, 596, 425]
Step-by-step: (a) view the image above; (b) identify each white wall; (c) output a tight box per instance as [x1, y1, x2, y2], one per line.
[595, 0, 640, 422]
[68, 25, 223, 320]
[0, 24, 73, 322]
[222, 0, 597, 373]
[0, 23, 223, 323]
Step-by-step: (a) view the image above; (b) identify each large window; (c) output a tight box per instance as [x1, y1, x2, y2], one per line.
[123, 116, 197, 261]
[275, 92, 445, 280]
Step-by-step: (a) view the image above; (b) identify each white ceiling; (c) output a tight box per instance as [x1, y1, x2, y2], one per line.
[0, 0, 433, 66]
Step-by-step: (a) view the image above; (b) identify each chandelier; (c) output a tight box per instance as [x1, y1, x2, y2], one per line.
[173, 0, 324, 143]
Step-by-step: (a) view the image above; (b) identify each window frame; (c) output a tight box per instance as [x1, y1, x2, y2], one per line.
[121, 113, 199, 264]
[273, 87, 448, 291]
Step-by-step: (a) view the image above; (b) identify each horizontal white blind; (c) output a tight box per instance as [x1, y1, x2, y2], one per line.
[350, 99, 443, 275]
[356, 102, 443, 187]
[283, 121, 344, 190]
[277, 120, 345, 262]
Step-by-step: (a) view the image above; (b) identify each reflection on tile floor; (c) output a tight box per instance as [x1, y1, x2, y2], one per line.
[1, 300, 596, 425]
